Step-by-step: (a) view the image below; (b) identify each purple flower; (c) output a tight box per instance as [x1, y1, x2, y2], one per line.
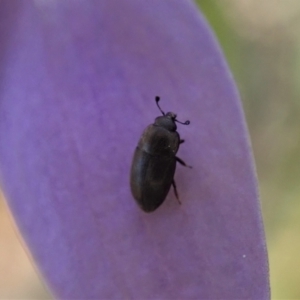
[0, 0, 269, 299]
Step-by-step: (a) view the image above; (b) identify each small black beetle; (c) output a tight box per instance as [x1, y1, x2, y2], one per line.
[130, 96, 191, 212]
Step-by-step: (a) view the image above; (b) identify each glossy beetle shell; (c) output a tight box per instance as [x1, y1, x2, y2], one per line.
[130, 123, 180, 212]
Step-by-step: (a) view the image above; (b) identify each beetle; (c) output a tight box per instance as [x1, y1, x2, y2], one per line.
[130, 96, 191, 212]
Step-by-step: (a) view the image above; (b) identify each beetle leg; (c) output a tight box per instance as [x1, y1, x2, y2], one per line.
[176, 156, 192, 168]
[172, 180, 181, 205]
[179, 139, 185, 144]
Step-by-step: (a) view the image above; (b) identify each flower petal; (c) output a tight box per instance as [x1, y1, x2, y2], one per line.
[0, 0, 269, 298]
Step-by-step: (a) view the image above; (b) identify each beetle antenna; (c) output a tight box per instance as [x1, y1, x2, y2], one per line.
[155, 96, 165, 116]
[175, 119, 190, 125]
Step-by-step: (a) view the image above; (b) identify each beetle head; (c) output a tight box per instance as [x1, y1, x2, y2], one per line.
[154, 113, 177, 131]
[154, 96, 190, 131]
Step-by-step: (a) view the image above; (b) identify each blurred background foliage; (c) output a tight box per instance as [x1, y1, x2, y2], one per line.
[197, 0, 300, 298]
[0, 1, 299, 298]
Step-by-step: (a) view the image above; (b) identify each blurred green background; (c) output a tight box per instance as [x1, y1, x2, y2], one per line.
[0, 1, 299, 298]
[197, 0, 300, 298]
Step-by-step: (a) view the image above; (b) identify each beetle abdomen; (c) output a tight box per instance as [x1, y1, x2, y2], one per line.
[130, 147, 176, 212]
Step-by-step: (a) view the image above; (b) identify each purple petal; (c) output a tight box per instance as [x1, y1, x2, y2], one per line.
[0, 0, 269, 299]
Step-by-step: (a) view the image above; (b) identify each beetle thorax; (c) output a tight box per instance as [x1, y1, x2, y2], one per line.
[154, 112, 177, 131]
